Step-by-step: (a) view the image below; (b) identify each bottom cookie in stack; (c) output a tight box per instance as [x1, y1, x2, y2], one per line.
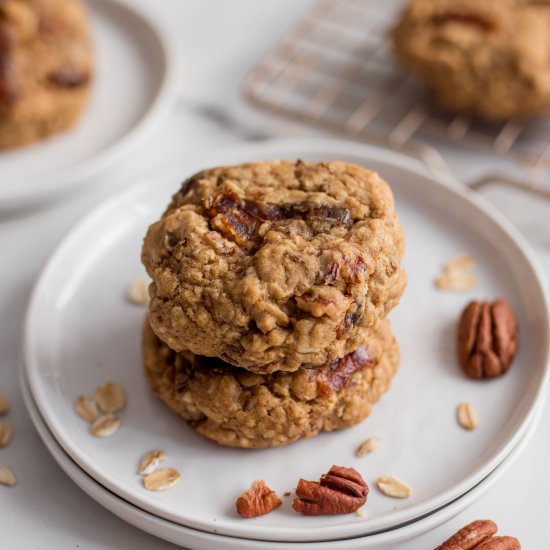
[142, 319, 399, 449]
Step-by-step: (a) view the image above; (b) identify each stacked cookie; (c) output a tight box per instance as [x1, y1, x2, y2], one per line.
[141, 161, 406, 448]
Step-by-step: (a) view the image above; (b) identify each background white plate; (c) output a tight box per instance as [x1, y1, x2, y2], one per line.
[23, 139, 549, 542]
[19, 357, 542, 550]
[0, 0, 179, 210]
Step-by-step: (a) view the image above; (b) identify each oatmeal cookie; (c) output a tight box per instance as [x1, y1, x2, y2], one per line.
[142, 161, 405, 373]
[0, 0, 93, 149]
[143, 318, 399, 449]
[392, 0, 550, 120]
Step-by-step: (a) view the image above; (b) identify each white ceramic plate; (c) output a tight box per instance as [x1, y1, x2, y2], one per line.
[23, 138, 550, 542]
[19, 360, 542, 550]
[19, 359, 542, 550]
[0, 0, 179, 210]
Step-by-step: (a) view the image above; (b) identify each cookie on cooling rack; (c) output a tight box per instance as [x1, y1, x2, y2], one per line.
[0, 0, 93, 149]
[141, 160, 405, 374]
[143, 317, 399, 449]
[392, 0, 550, 120]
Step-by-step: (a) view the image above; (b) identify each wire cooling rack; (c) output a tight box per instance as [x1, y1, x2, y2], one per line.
[243, 0, 550, 199]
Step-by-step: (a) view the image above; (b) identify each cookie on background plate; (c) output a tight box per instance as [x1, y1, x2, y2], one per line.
[142, 161, 406, 374]
[392, 0, 550, 120]
[142, 317, 400, 449]
[0, 0, 93, 149]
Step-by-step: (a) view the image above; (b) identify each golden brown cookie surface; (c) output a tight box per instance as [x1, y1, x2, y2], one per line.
[0, 0, 93, 149]
[142, 318, 399, 449]
[142, 161, 405, 373]
[392, 0, 550, 120]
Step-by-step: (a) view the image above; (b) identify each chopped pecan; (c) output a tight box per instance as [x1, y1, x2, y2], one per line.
[475, 537, 521, 550]
[318, 347, 374, 396]
[457, 299, 518, 379]
[433, 11, 495, 31]
[48, 66, 90, 88]
[236, 480, 282, 518]
[435, 519, 497, 550]
[292, 465, 368, 515]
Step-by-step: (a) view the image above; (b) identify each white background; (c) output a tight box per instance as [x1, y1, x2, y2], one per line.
[1, 0, 549, 548]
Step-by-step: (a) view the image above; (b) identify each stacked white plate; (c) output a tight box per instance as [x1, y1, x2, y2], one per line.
[22, 139, 550, 548]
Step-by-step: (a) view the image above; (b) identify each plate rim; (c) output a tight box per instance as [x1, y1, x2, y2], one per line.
[0, 0, 181, 210]
[23, 137, 550, 541]
[19, 358, 543, 549]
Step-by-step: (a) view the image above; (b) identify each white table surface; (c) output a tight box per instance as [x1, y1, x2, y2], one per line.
[1, 1, 549, 548]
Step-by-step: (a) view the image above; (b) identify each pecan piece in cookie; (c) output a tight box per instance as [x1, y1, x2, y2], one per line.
[435, 519, 497, 550]
[457, 299, 518, 379]
[293, 466, 368, 515]
[236, 480, 282, 518]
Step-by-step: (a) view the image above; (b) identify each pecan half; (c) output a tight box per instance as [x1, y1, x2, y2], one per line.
[292, 465, 368, 515]
[435, 519, 497, 550]
[457, 299, 518, 379]
[236, 480, 282, 518]
[475, 537, 521, 550]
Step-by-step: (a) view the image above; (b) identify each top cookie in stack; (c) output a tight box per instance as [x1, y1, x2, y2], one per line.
[142, 160, 406, 375]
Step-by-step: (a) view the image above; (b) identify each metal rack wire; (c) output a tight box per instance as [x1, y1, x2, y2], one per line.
[243, 0, 550, 199]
